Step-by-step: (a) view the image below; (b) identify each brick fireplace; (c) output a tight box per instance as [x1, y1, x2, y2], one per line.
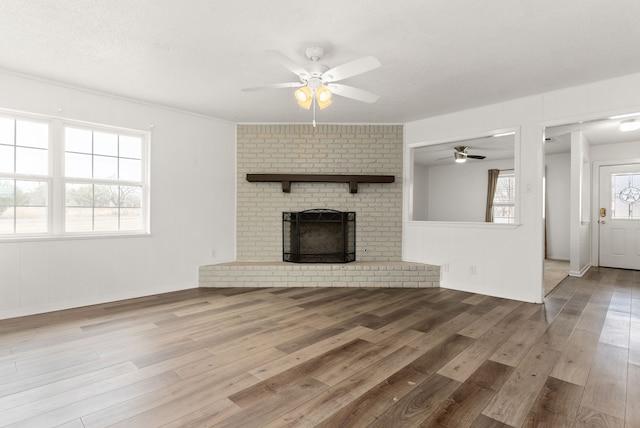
[198, 124, 440, 289]
[236, 124, 403, 262]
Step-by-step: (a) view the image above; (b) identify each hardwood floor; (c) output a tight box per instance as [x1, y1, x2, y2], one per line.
[0, 267, 638, 427]
[544, 259, 570, 296]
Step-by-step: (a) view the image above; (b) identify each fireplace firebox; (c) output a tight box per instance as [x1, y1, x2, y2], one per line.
[283, 209, 356, 263]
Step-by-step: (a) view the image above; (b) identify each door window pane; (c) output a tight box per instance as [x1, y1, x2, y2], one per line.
[611, 173, 640, 219]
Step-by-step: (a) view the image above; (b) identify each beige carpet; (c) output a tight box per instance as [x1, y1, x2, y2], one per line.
[545, 259, 569, 295]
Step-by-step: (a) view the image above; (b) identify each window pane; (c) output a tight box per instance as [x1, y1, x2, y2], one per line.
[611, 173, 640, 219]
[16, 181, 47, 206]
[0, 145, 14, 173]
[65, 152, 92, 178]
[65, 127, 92, 153]
[494, 176, 515, 204]
[0, 207, 14, 234]
[94, 131, 118, 156]
[94, 185, 118, 207]
[120, 207, 141, 230]
[493, 205, 514, 224]
[119, 158, 141, 181]
[0, 180, 14, 206]
[121, 186, 141, 207]
[66, 207, 93, 232]
[120, 135, 142, 159]
[16, 120, 48, 149]
[66, 183, 93, 207]
[0, 179, 14, 234]
[94, 208, 118, 231]
[94, 155, 118, 179]
[0, 118, 14, 145]
[16, 147, 48, 175]
[15, 207, 47, 233]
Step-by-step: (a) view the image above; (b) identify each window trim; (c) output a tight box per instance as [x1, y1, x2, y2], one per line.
[0, 109, 150, 240]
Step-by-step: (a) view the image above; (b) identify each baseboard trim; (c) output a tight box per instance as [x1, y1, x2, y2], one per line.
[0, 283, 197, 321]
[569, 264, 591, 278]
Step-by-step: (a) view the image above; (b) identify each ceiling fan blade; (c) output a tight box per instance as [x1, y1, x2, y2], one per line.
[326, 83, 379, 103]
[266, 50, 310, 79]
[241, 82, 304, 92]
[467, 155, 487, 159]
[322, 56, 381, 83]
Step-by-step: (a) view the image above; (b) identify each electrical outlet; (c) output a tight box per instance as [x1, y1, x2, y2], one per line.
[442, 262, 449, 272]
[469, 265, 477, 275]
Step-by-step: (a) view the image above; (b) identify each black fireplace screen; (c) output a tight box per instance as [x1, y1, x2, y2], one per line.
[283, 209, 356, 263]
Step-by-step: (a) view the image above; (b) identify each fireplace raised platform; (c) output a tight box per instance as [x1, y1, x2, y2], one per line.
[199, 261, 440, 289]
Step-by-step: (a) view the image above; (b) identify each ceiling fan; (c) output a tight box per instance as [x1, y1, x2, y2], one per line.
[242, 46, 381, 125]
[451, 146, 487, 163]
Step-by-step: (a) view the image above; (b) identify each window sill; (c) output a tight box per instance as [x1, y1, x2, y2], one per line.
[0, 232, 152, 244]
[405, 220, 522, 230]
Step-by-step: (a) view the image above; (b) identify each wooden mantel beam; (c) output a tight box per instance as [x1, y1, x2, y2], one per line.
[246, 173, 395, 193]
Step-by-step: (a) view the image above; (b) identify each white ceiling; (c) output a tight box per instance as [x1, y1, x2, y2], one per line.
[2, 1, 640, 124]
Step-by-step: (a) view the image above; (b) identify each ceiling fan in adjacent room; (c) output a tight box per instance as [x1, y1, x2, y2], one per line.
[241, 46, 381, 125]
[450, 146, 487, 163]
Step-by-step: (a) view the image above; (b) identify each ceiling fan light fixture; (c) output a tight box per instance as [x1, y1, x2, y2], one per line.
[294, 86, 312, 109]
[454, 152, 467, 163]
[316, 86, 332, 109]
[620, 118, 640, 132]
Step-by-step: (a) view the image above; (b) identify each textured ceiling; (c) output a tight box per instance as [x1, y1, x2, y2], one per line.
[2, 1, 640, 124]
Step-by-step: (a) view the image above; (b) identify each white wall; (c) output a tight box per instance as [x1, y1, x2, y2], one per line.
[404, 72, 640, 303]
[545, 152, 570, 260]
[569, 131, 591, 276]
[413, 164, 428, 221]
[422, 158, 514, 222]
[0, 72, 237, 319]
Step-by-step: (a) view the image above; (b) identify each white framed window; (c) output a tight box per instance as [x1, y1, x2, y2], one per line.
[492, 171, 515, 224]
[64, 126, 147, 233]
[0, 116, 50, 235]
[0, 110, 149, 239]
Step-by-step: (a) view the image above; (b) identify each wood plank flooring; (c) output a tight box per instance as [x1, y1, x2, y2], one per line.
[0, 267, 638, 427]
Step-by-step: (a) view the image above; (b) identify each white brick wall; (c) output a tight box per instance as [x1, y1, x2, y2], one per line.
[237, 124, 403, 262]
[199, 262, 439, 289]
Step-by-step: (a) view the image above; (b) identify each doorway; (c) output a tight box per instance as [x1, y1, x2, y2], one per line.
[598, 162, 640, 269]
[544, 112, 640, 295]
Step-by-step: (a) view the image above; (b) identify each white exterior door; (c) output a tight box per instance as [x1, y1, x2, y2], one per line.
[598, 163, 640, 269]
